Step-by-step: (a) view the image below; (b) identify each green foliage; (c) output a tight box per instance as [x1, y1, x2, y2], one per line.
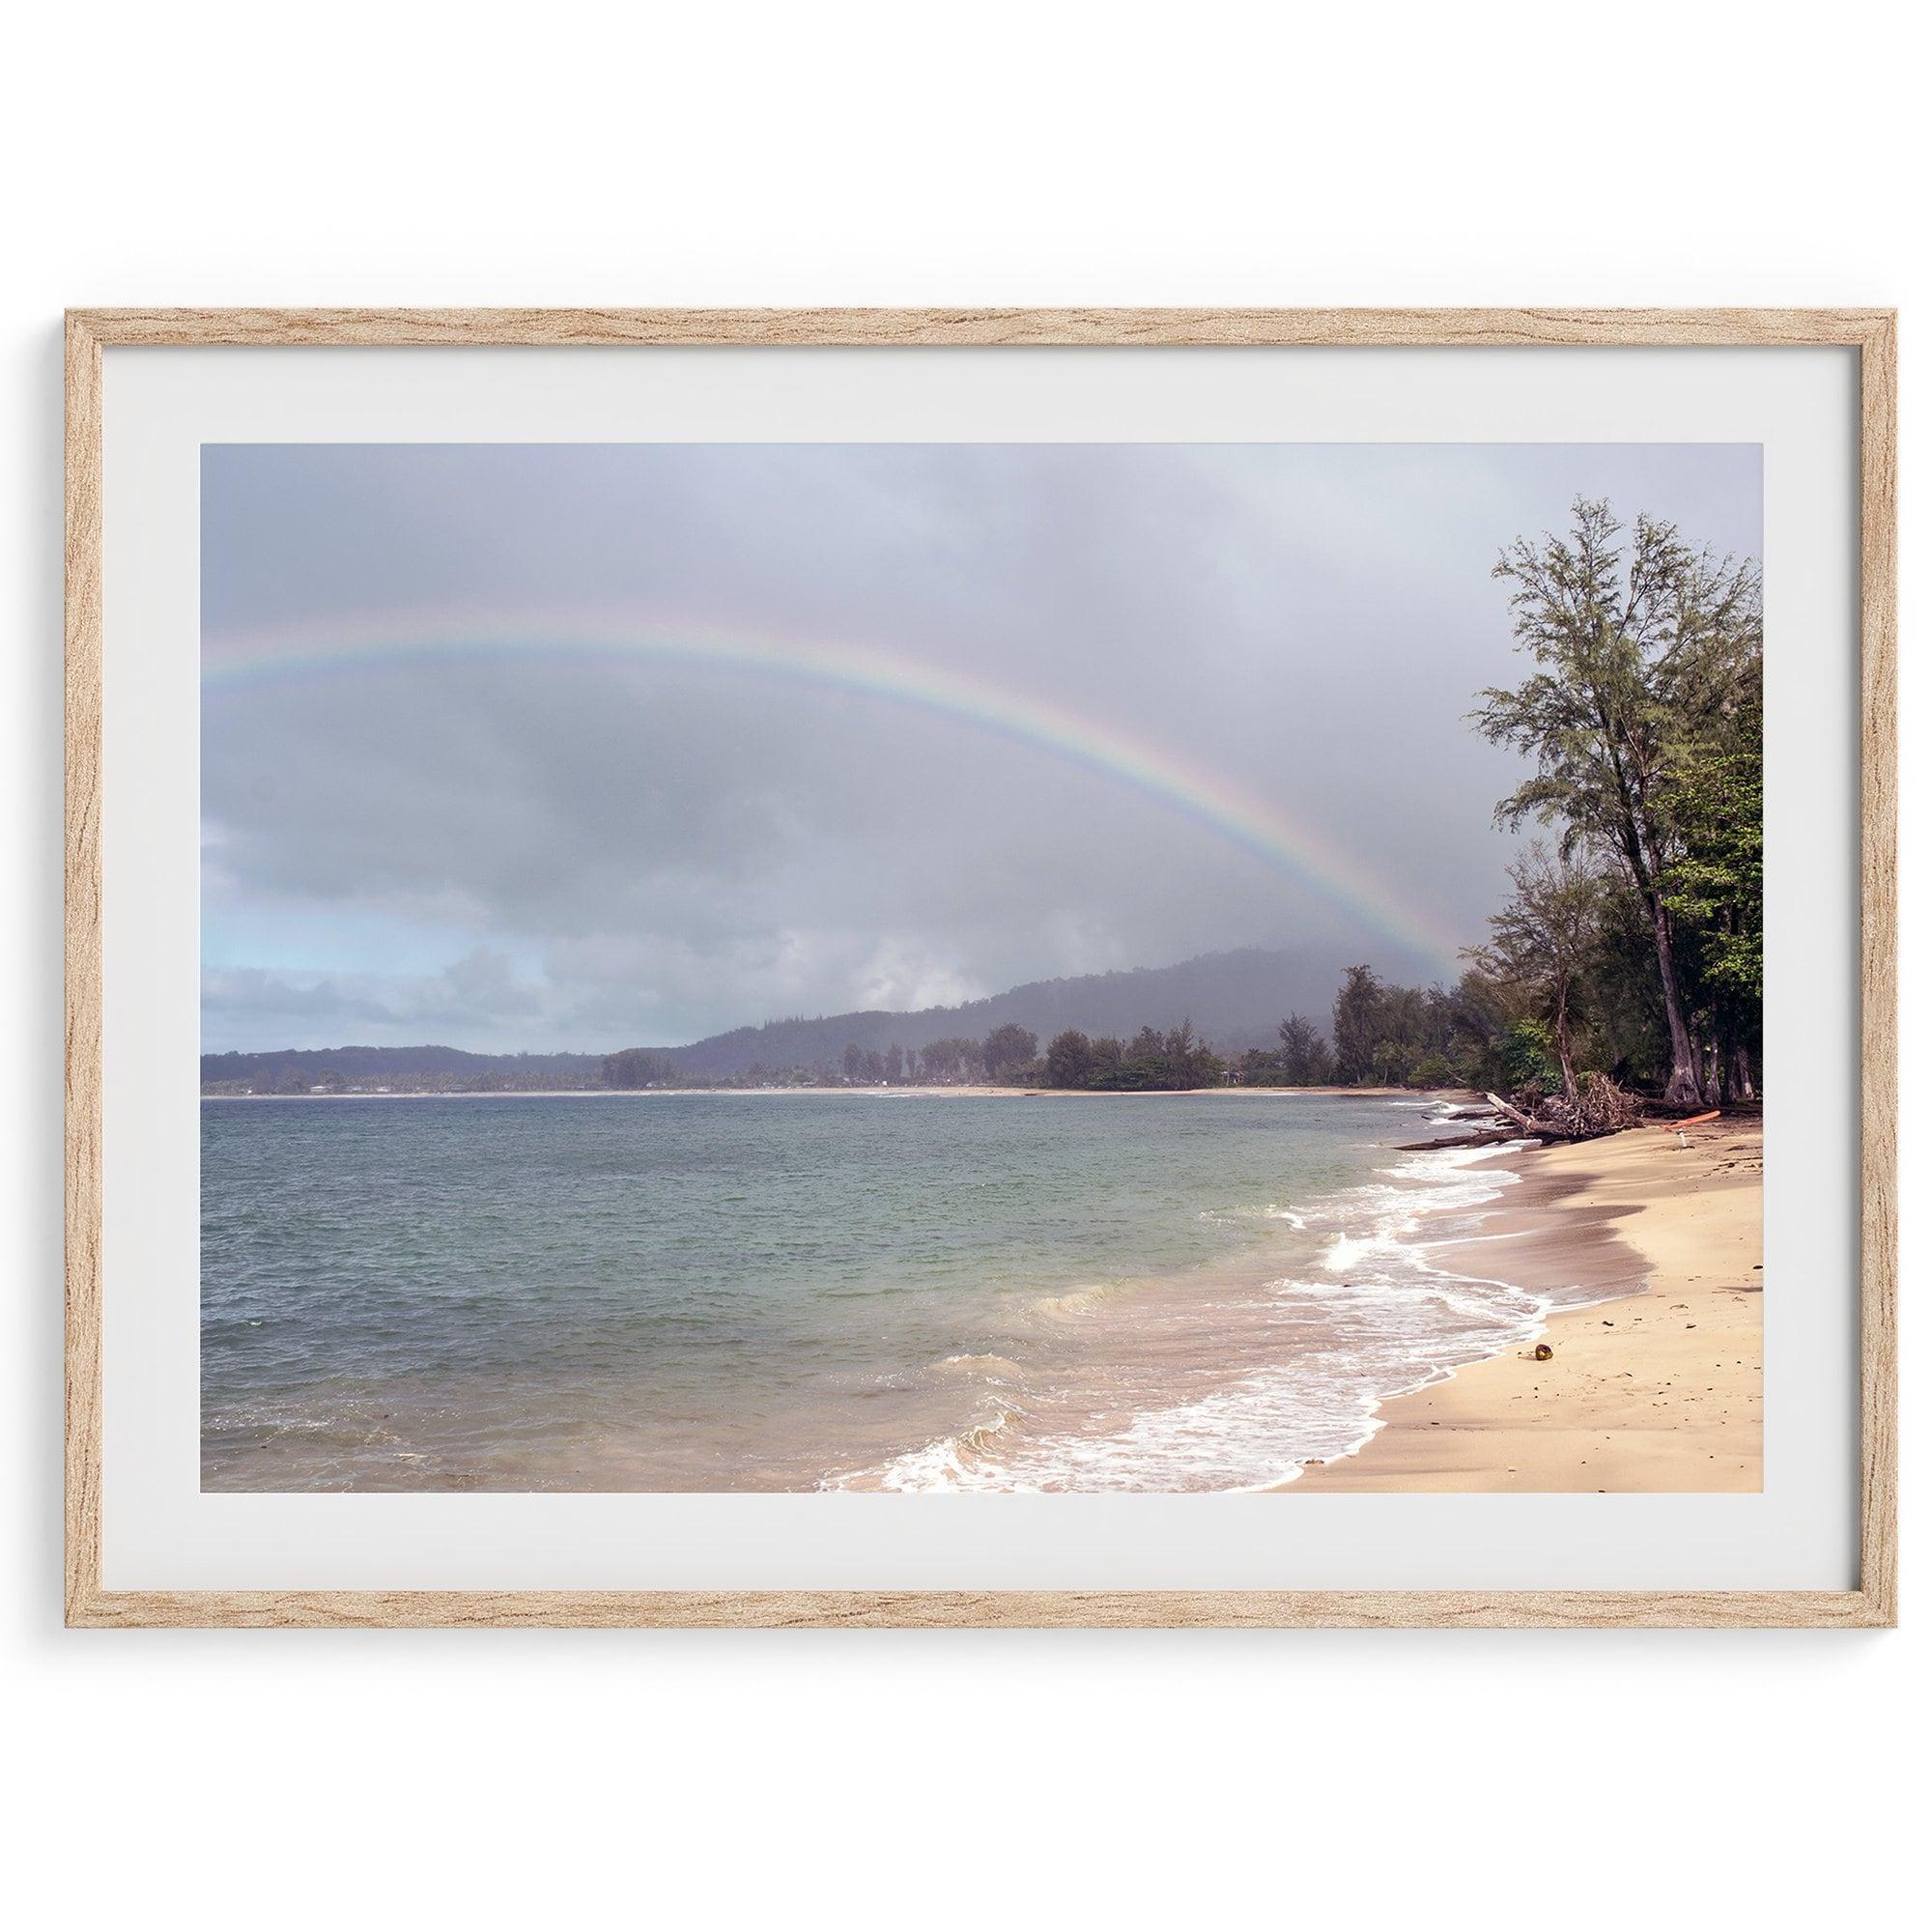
[602, 1046, 681, 1089]
[1319, 967, 1474, 1088]
[1274, 1012, 1332, 1085]
[1463, 842, 1607, 1097]
[1474, 499, 1760, 871]
[1659, 728, 1763, 1005]
[1472, 497, 1761, 1103]
[916, 1037, 982, 1084]
[1330, 965, 1384, 1083]
[1039, 1020, 1225, 1092]
[980, 1023, 1039, 1081]
[1498, 1017, 1561, 1093]
[1572, 880, 1671, 1087]
[1045, 1028, 1096, 1088]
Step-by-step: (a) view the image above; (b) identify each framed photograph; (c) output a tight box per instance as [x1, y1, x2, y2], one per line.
[65, 308, 1895, 1629]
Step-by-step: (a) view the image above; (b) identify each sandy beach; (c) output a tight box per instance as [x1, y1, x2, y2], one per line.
[1292, 1118, 1763, 1492]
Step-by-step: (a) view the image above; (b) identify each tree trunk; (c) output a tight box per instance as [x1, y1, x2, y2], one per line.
[1728, 1039, 1756, 1101]
[1553, 984, 1578, 1101]
[1713, 1017, 1754, 1105]
[1643, 885, 1703, 1104]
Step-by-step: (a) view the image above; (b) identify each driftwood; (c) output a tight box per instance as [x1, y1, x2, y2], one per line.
[1484, 1091, 1582, 1141]
[1394, 1079, 1648, 1153]
[1394, 1128, 1520, 1152]
[1483, 1076, 1645, 1142]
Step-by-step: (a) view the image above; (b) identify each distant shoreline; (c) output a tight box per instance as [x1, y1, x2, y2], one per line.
[201, 1083, 1468, 1102]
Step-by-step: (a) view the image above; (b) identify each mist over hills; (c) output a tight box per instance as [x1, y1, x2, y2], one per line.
[202, 946, 1395, 1090]
[668, 946, 1349, 1075]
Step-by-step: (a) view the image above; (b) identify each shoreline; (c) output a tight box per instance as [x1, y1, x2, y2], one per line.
[1289, 1119, 1763, 1492]
[198, 1094, 1761, 1493]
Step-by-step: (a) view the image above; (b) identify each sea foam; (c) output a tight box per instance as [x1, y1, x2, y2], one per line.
[860, 1138, 1547, 1492]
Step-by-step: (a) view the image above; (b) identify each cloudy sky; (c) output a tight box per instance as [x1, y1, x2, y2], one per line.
[201, 441, 1760, 1054]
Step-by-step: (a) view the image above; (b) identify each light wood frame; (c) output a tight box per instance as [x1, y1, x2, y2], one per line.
[64, 307, 1898, 1630]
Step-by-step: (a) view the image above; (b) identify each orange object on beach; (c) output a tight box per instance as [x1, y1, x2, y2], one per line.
[1662, 1109, 1721, 1127]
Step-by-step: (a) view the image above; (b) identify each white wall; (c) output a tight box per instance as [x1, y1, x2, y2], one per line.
[4, 5, 1920, 1924]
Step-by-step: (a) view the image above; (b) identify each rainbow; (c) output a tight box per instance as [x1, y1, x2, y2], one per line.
[203, 611, 1466, 972]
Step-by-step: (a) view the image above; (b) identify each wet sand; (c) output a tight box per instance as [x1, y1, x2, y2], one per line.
[1291, 1119, 1763, 1492]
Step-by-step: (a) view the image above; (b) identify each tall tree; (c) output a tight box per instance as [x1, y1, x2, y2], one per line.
[1275, 1012, 1331, 1085]
[980, 1023, 1038, 1081]
[1474, 497, 1761, 1103]
[1162, 1019, 1223, 1089]
[1045, 1029, 1095, 1088]
[1330, 965, 1383, 1084]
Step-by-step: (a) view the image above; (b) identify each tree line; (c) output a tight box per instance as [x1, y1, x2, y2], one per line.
[600, 1025, 1049, 1090]
[603, 1020, 1228, 1093]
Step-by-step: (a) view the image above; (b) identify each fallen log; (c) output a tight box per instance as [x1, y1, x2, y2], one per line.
[1394, 1128, 1520, 1151]
[1483, 1091, 1583, 1141]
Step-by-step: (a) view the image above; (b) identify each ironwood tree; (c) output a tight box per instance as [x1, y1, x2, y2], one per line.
[1473, 497, 1761, 1104]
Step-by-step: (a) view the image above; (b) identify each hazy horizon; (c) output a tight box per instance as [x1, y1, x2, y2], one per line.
[201, 441, 1761, 1054]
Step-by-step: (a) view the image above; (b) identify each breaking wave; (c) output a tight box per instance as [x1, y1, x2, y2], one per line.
[851, 1138, 1551, 1492]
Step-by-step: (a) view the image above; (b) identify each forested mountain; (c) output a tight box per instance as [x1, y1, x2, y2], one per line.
[664, 946, 1354, 1076]
[200, 946, 1385, 1091]
[200, 1044, 606, 1094]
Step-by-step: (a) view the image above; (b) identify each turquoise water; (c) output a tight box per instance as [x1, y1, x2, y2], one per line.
[201, 1091, 1553, 1492]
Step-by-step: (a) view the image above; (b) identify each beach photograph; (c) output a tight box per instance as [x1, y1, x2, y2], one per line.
[200, 442, 1765, 1493]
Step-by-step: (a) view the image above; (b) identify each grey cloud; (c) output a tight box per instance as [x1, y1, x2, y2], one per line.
[204, 951, 546, 1036]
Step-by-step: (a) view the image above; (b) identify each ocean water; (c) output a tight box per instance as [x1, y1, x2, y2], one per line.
[201, 1092, 1590, 1493]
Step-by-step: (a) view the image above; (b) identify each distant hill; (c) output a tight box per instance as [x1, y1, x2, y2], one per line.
[661, 946, 1358, 1076]
[201, 946, 1403, 1090]
[200, 1044, 605, 1094]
